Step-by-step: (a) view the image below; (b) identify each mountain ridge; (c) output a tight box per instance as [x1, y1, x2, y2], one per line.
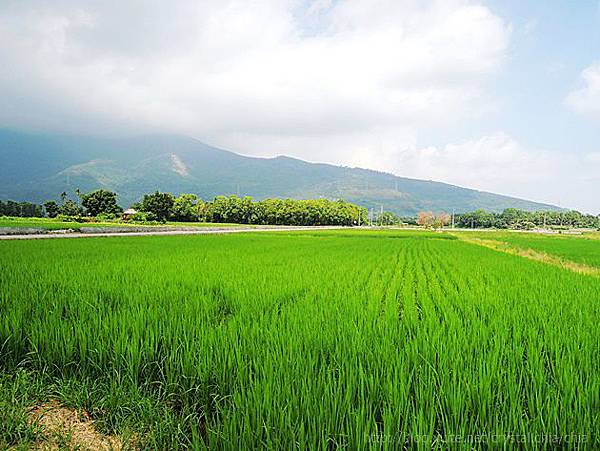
[0, 129, 563, 215]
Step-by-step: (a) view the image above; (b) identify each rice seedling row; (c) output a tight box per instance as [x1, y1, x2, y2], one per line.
[0, 231, 598, 449]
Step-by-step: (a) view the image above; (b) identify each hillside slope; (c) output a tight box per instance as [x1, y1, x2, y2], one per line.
[0, 129, 562, 215]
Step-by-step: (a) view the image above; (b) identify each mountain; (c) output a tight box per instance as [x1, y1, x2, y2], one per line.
[0, 129, 562, 215]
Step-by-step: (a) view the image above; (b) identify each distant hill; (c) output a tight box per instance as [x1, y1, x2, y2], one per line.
[0, 129, 563, 216]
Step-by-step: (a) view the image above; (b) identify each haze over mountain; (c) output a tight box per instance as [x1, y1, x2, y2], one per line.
[0, 130, 561, 216]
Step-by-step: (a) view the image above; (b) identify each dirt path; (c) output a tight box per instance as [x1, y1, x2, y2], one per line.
[0, 225, 347, 240]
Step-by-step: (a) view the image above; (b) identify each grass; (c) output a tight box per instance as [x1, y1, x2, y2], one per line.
[0, 230, 598, 449]
[0, 216, 248, 231]
[457, 230, 600, 269]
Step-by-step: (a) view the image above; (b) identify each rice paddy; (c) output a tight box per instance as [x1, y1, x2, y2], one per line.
[1, 230, 598, 449]
[460, 230, 600, 269]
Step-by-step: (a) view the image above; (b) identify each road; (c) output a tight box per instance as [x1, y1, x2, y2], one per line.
[0, 225, 347, 240]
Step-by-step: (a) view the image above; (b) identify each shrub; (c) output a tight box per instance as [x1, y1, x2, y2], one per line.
[131, 211, 158, 223]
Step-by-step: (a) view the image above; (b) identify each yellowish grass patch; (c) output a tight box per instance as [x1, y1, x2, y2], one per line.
[27, 401, 130, 451]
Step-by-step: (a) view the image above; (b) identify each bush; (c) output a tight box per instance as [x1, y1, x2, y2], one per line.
[131, 211, 158, 223]
[515, 220, 536, 230]
[96, 213, 119, 221]
[56, 214, 86, 223]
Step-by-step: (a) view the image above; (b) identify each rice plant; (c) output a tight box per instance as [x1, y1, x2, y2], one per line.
[0, 230, 598, 449]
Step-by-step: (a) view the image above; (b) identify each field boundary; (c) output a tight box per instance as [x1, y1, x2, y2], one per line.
[0, 225, 348, 240]
[456, 236, 600, 278]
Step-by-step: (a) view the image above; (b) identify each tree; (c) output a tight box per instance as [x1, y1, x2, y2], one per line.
[0, 200, 43, 217]
[376, 211, 400, 226]
[172, 194, 199, 222]
[141, 191, 175, 221]
[59, 199, 83, 216]
[43, 201, 59, 218]
[417, 211, 435, 228]
[433, 212, 451, 229]
[80, 189, 122, 217]
[200, 195, 366, 226]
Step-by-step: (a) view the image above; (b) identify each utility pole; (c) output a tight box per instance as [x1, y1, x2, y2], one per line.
[452, 209, 455, 229]
[543, 212, 546, 229]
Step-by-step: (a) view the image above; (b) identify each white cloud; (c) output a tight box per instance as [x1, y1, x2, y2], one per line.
[7, 2, 597, 212]
[0, 1, 509, 149]
[565, 63, 600, 119]
[383, 133, 599, 214]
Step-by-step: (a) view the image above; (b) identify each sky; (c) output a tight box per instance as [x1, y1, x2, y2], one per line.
[1, 1, 599, 213]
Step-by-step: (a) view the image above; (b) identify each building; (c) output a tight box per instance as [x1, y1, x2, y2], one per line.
[122, 208, 137, 220]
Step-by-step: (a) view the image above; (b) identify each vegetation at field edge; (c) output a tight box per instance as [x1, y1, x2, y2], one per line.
[0, 216, 247, 231]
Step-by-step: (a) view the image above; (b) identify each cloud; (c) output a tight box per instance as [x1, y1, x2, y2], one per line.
[0, 1, 509, 142]
[8, 2, 596, 212]
[565, 63, 600, 119]
[385, 133, 599, 214]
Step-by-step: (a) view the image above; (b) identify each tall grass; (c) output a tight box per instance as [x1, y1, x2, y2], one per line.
[0, 231, 598, 448]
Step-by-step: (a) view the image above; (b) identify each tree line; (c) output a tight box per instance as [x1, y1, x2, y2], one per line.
[454, 208, 600, 229]
[0, 200, 43, 217]
[362, 207, 599, 230]
[135, 192, 368, 226]
[3, 190, 599, 229]
[1, 189, 368, 226]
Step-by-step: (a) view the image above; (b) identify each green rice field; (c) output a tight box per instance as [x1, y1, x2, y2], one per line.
[460, 230, 600, 269]
[1, 230, 599, 449]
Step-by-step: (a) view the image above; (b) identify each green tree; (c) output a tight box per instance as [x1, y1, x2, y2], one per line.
[377, 211, 399, 226]
[43, 201, 59, 218]
[59, 199, 82, 216]
[141, 191, 175, 221]
[80, 189, 122, 217]
[201, 196, 365, 226]
[172, 194, 199, 222]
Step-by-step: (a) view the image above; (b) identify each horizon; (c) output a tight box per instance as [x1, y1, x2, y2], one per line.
[1, 1, 599, 213]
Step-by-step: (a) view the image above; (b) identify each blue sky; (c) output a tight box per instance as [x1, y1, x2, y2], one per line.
[484, 1, 600, 151]
[427, 1, 599, 149]
[0, 0, 599, 212]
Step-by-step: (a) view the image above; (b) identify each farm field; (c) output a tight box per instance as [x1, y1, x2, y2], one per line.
[0, 216, 247, 232]
[1, 230, 599, 449]
[457, 230, 600, 269]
